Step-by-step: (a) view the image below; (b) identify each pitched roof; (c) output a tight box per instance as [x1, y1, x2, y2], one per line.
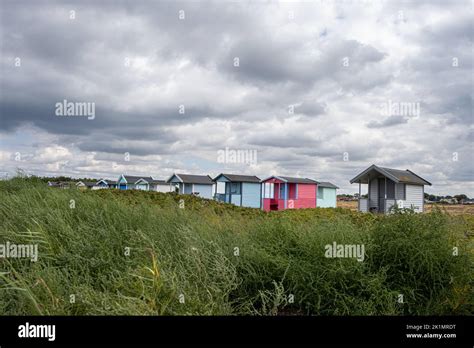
[122, 175, 153, 184]
[379, 167, 431, 185]
[150, 179, 167, 184]
[262, 176, 317, 184]
[96, 179, 117, 185]
[279, 176, 317, 184]
[317, 181, 339, 189]
[77, 181, 95, 187]
[214, 173, 261, 183]
[167, 173, 214, 184]
[350, 165, 431, 185]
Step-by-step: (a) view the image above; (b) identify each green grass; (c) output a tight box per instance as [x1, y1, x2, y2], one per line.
[0, 177, 472, 315]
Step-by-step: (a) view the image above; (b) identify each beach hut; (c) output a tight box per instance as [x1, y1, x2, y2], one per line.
[213, 174, 261, 208]
[316, 182, 339, 208]
[117, 175, 153, 190]
[150, 179, 172, 193]
[261, 176, 318, 211]
[76, 181, 95, 190]
[166, 174, 214, 199]
[349, 164, 431, 213]
[48, 181, 73, 189]
[93, 179, 117, 190]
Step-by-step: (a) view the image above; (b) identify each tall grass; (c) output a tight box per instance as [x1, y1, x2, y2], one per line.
[0, 178, 472, 315]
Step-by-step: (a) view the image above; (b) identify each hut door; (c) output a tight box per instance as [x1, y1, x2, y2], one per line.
[378, 179, 385, 213]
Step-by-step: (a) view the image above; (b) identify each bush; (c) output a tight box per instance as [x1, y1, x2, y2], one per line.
[0, 177, 472, 315]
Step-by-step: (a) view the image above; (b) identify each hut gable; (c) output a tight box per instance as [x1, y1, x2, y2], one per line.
[350, 165, 431, 214]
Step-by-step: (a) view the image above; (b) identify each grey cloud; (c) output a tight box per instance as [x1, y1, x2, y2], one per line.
[294, 101, 326, 117]
[218, 33, 387, 88]
[366, 115, 409, 128]
[0, 0, 472, 195]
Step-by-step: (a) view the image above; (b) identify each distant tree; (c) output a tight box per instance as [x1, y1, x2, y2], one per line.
[39, 176, 98, 183]
[454, 194, 468, 202]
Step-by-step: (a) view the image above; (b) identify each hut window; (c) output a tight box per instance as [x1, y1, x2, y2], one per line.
[264, 183, 274, 199]
[318, 186, 324, 199]
[230, 182, 241, 194]
[395, 183, 406, 200]
[216, 182, 225, 194]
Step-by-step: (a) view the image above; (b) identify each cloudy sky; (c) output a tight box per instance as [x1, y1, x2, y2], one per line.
[0, 0, 472, 195]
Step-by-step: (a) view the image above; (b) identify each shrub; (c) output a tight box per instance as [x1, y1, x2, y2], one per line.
[0, 177, 472, 315]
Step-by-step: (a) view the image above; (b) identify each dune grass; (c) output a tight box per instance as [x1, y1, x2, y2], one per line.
[0, 177, 472, 315]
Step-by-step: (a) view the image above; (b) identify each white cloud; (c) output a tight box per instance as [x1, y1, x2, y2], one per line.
[0, 0, 472, 195]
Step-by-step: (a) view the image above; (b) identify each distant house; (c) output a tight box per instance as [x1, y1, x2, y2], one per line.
[93, 179, 117, 190]
[60, 182, 73, 189]
[150, 179, 171, 193]
[261, 176, 318, 211]
[439, 198, 457, 205]
[316, 182, 339, 208]
[166, 173, 214, 199]
[213, 174, 261, 208]
[76, 181, 95, 190]
[350, 164, 431, 213]
[48, 181, 72, 189]
[117, 175, 153, 190]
